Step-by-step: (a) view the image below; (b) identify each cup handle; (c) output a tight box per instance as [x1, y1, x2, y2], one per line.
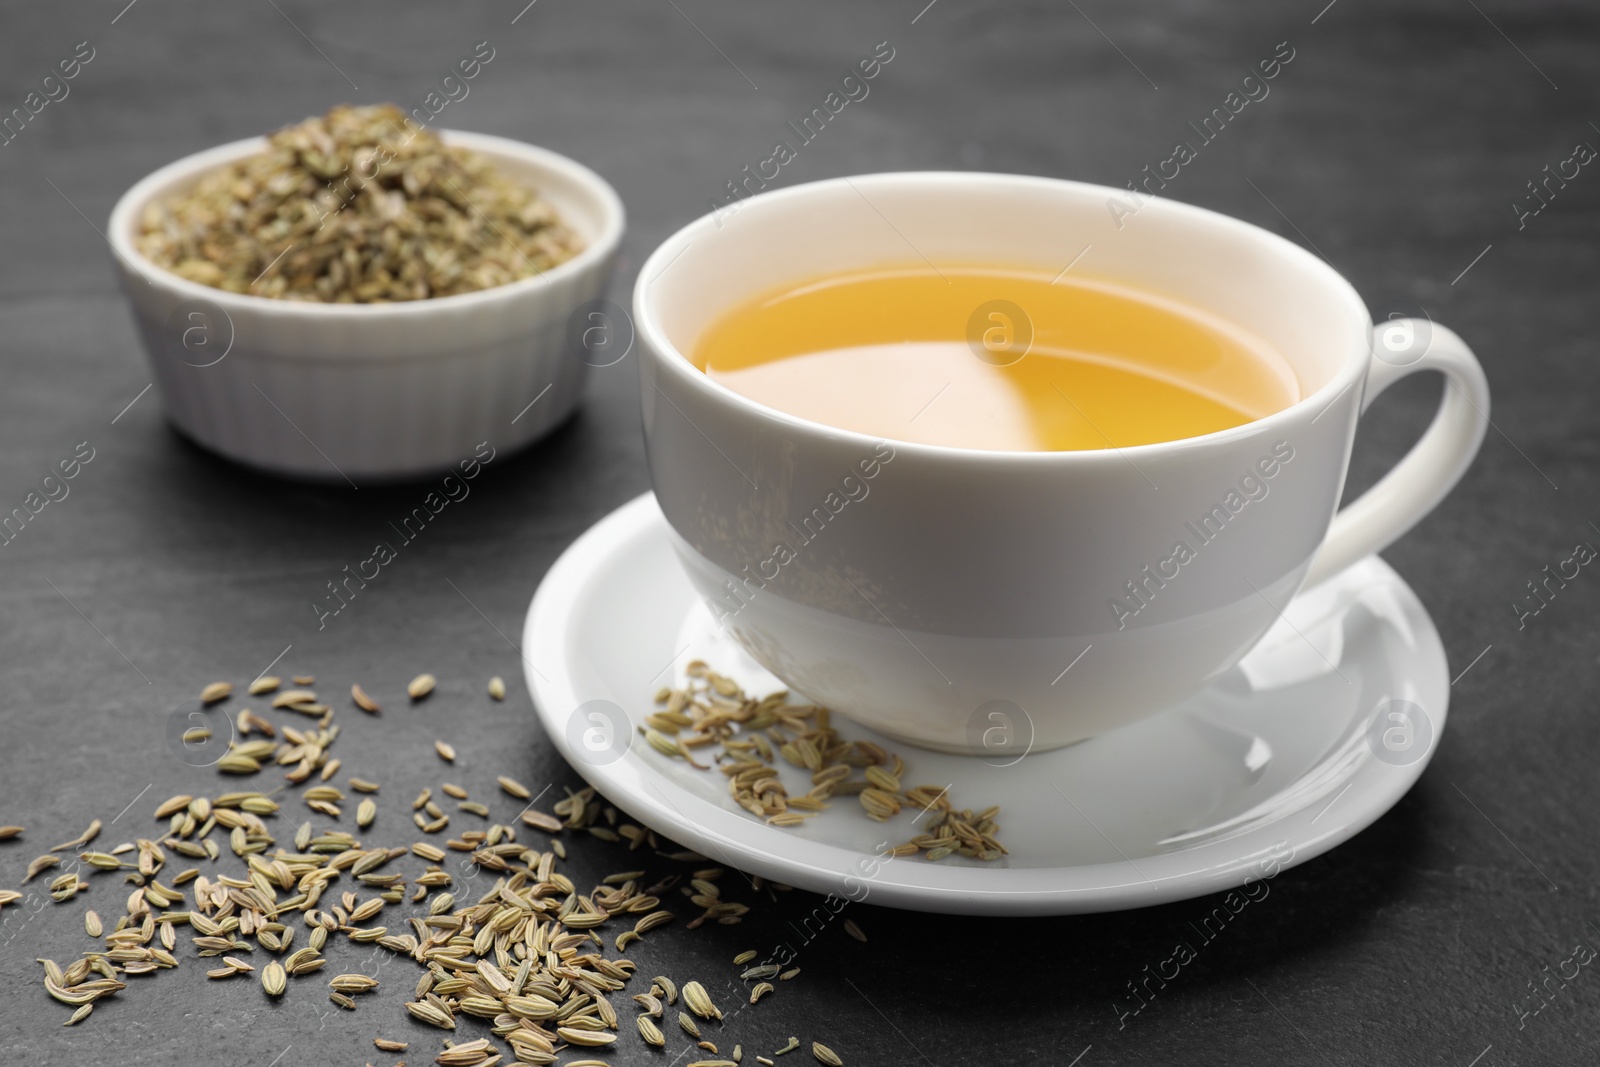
[1302, 319, 1490, 589]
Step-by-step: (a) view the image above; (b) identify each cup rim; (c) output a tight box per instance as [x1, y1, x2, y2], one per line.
[634, 170, 1374, 463]
[107, 129, 625, 320]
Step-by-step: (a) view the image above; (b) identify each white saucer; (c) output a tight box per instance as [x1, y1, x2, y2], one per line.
[523, 493, 1449, 916]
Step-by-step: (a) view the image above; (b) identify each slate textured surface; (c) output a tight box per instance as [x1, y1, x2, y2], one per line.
[0, 2, 1596, 1064]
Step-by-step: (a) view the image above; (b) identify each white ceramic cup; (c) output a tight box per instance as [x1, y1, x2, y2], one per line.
[634, 173, 1489, 754]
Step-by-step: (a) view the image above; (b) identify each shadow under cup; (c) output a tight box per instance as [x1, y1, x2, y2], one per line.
[635, 172, 1373, 755]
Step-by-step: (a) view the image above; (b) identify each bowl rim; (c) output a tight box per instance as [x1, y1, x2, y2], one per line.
[632, 170, 1375, 465]
[108, 128, 625, 317]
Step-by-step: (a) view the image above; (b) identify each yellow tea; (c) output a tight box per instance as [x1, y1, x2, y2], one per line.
[695, 267, 1299, 451]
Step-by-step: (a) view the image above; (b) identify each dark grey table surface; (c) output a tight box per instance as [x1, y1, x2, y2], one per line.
[2, 1, 1597, 1064]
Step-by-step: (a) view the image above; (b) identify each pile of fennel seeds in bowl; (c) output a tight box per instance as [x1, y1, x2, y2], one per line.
[135, 104, 584, 302]
[3, 667, 925, 1067]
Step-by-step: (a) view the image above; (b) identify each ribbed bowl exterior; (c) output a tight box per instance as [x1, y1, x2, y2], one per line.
[109, 132, 623, 481]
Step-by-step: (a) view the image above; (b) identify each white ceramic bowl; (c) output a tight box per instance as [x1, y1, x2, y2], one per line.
[108, 131, 624, 481]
